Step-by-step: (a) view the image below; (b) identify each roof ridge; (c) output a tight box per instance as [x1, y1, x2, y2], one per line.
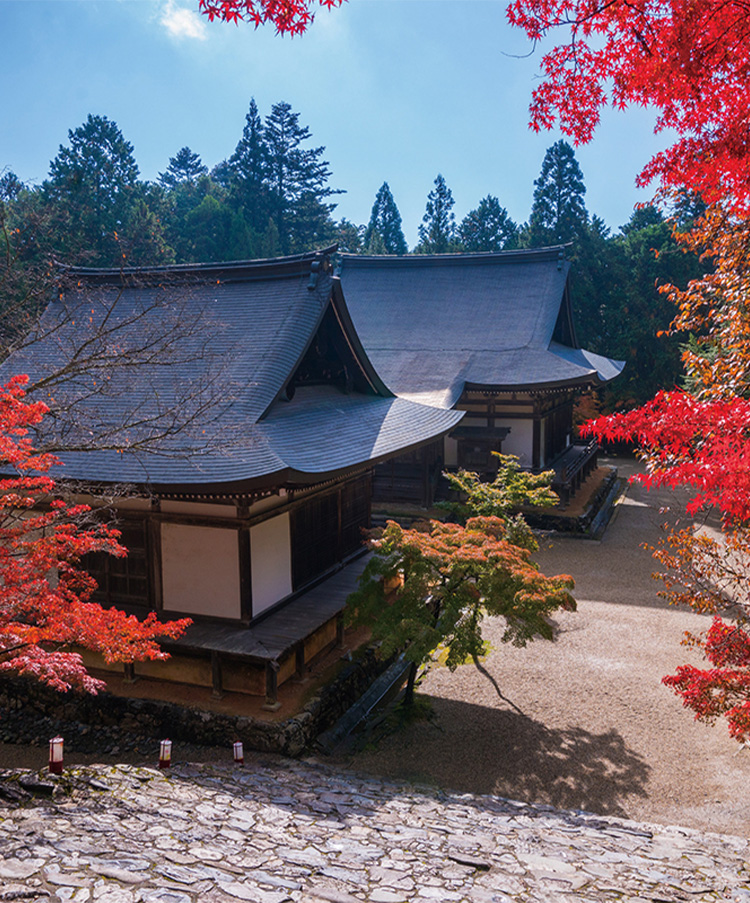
[338, 246, 570, 269]
[58, 246, 339, 285]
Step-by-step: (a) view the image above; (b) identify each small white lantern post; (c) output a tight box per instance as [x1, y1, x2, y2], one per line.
[159, 739, 172, 769]
[49, 736, 64, 775]
[233, 741, 244, 766]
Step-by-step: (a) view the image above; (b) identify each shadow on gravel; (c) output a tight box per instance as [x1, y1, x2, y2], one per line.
[345, 694, 650, 819]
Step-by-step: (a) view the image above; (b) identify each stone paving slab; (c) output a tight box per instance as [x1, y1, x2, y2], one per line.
[0, 754, 748, 903]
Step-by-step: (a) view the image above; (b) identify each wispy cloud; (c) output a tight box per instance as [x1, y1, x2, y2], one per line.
[160, 0, 209, 41]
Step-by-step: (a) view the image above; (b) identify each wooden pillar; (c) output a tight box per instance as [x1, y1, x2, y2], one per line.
[532, 414, 541, 471]
[295, 643, 306, 680]
[337, 487, 343, 562]
[148, 502, 163, 613]
[211, 651, 224, 699]
[238, 527, 252, 624]
[336, 612, 345, 648]
[263, 660, 281, 711]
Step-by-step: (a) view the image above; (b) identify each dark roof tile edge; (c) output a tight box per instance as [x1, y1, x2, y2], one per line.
[58, 246, 339, 285]
[338, 246, 571, 269]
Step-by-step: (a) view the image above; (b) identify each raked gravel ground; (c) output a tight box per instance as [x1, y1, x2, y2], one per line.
[338, 459, 750, 838]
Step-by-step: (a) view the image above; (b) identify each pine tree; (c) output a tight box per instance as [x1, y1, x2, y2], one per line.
[527, 140, 588, 246]
[158, 147, 207, 189]
[364, 182, 408, 254]
[43, 115, 166, 266]
[416, 174, 457, 254]
[458, 195, 518, 252]
[0, 171, 23, 204]
[335, 218, 365, 254]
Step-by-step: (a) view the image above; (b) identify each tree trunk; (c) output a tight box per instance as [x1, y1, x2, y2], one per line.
[404, 661, 418, 707]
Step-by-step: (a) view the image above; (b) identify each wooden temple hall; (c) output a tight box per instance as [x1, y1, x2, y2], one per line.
[338, 249, 624, 507]
[8, 245, 622, 706]
[7, 249, 461, 707]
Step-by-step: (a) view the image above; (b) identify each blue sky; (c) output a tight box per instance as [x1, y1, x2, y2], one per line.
[2, 0, 668, 247]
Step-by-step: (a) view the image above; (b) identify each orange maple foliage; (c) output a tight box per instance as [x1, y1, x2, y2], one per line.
[348, 517, 575, 672]
[662, 207, 750, 399]
[0, 376, 190, 694]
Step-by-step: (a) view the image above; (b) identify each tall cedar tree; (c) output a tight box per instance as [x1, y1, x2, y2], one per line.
[263, 101, 339, 255]
[0, 377, 189, 694]
[526, 140, 588, 246]
[364, 183, 408, 255]
[228, 98, 271, 237]
[416, 174, 457, 254]
[458, 195, 518, 252]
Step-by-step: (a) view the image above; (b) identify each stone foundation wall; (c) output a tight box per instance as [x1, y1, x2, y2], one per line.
[525, 468, 619, 534]
[0, 648, 386, 758]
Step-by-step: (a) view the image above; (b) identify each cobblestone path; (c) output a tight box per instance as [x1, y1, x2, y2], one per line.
[1, 755, 749, 903]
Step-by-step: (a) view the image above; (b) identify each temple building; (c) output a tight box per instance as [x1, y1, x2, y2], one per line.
[6, 249, 461, 705]
[338, 248, 624, 506]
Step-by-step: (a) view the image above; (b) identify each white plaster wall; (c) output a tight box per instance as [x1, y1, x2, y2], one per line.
[444, 436, 458, 467]
[160, 501, 237, 518]
[251, 513, 292, 617]
[495, 418, 534, 466]
[161, 523, 240, 618]
[247, 493, 287, 516]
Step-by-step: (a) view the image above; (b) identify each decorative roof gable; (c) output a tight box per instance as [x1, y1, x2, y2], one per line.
[338, 248, 624, 407]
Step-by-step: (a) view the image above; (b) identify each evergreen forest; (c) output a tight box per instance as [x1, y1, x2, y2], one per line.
[1, 105, 705, 412]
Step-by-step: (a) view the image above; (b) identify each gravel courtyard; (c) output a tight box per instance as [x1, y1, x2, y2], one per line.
[338, 459, 750, 838]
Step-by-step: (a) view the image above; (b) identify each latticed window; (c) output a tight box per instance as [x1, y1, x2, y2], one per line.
[84, 519, 149, 607]
[340, 476, 371, 555]
[290, 474, 371, 590]
[291, 492, 339, 589]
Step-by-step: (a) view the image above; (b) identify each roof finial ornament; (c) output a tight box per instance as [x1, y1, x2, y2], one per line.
[557, 248, 565, 271]
[308, 259, 321, 291]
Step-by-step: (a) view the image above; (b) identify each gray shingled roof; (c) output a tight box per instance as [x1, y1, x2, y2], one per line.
[4, 252, 462, 491]
[338, 249, 624, 407]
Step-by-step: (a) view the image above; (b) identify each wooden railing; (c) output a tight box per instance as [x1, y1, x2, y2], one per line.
[552, 440, 599, 505]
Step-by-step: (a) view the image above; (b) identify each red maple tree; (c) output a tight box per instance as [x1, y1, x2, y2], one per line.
[198, 0, 343, 34]
[582, 209, 750, 743]
[506, 0, 750, 212]
[503, 0, 750, 741]
[0, 376, 190, 694]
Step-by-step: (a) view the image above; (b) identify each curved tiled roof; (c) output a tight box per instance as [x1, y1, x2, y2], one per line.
[5, 251, 462, 491]
[338, 249, 624, 407]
